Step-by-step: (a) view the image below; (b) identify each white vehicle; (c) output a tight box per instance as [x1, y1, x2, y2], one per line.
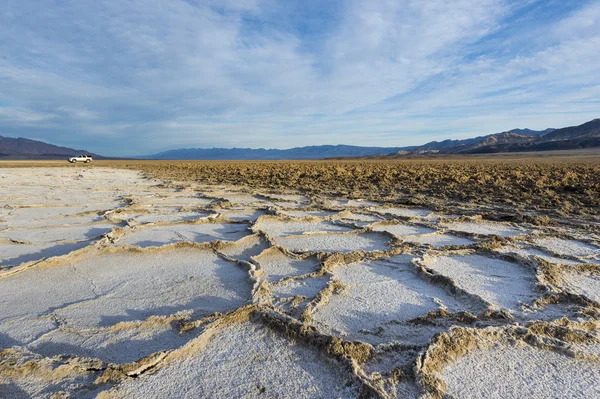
[68, 155, 93, 163]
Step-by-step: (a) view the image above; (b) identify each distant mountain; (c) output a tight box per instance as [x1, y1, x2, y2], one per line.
[3, 118, 598, 161]
[402, 128, 554, 155]
[145, 145, 413, 160]
[390, 120, 600, 156]
[0, 136, 100, 160]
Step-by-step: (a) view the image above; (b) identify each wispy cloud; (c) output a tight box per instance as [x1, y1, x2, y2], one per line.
[0, 0, 598, 155]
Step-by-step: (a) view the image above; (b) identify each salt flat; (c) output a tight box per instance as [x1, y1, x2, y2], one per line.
[1, 167, 599, 399]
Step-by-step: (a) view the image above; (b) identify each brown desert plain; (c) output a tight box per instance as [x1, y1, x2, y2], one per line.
[0, 150, 599, 398]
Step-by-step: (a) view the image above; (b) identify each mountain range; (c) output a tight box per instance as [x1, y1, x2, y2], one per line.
[146, 145, 413, 160]
[1, 118, 598, 160]
[393, 119, 600, 156]
[0, 136, 102, 160]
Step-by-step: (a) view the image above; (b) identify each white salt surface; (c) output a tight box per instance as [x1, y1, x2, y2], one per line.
[116, 223, 250, 247]
[443, 221, 527, 237]
[0, 249, 251, 346]
[111, 322, 361, 399]
[255, 219, 352, 237]
[278, 210, 338, 218]
[440, 342, 600, 398]
[312, 256, 472, 340]
[219, 208, 269, 222]
[133, 211, 210, 224]
[371, 222, 435, 237]
[254, 248, 319, 282]
[275, 232, 390, 254]
[271, 276, 329, 300]
[30, 319, 197, 364]
[423, 255, 538, 312]
[533, 238, 599, 257]
[0, 241, 93, 269]
[403, 233, 475, 247]
[0, 224, 116, 243]
[495, 245, 581, 265]
[561, 272, 600, 303]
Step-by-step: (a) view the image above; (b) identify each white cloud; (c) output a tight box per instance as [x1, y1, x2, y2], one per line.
[0, 0, 598, 154]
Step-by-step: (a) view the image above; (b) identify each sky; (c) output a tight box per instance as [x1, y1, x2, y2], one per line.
[0, 0, 599, 156]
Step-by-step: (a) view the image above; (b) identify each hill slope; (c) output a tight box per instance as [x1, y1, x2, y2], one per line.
[0, 136, 100, 160]
[391, 120, 599, 156]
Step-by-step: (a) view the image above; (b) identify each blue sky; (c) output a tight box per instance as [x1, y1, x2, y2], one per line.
[1, 0, 599, 155]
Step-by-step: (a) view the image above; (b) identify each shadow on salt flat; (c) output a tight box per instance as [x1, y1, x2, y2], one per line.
[442, 221, 528, 237]
[116, 223, 250, 247]
[0, 249, 252, 353]
[0, 241, 94, 269]
[0, 225, 116, 243]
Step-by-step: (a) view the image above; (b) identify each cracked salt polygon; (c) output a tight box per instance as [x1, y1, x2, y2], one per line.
[11, 214, 106, 229]
[274, 232, 390, 253]
[274, 201, 307, 208]
[132, 211, 211, 224]
[254, 219, 352, 237]
[0, 347, 99, 398]
[0, 248, 251, 350]
[443, 221, 528, 237]
[373, 207, 433, 218]
[371, 222, 435, 237]
[116, 223, 250, 247]
[278, 210, 338, 218]
[0, 224, 117, 243]
[271, 276, 329, 316]
[218, 208, 269, 222]
[0, 241, 93, 269]
[440, 341, 600, 398]
[254, 247, 320, 282]
[560, 271, 600, 303]
[110, 322, 361, 399]
[30, 318, 201, 364]
[1, 206, 108, 228]
[402, 233, 475, 247]
[422, 255, 538, 312]
[533, 238, 599, 257]
[311, 256, 474, 342]
[495, 245, 581, 265]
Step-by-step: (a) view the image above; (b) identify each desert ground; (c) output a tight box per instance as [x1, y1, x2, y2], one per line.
[1, 156, 600, 398]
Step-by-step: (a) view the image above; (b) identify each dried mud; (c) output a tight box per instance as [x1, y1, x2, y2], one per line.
[0, 164, 599, 398]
